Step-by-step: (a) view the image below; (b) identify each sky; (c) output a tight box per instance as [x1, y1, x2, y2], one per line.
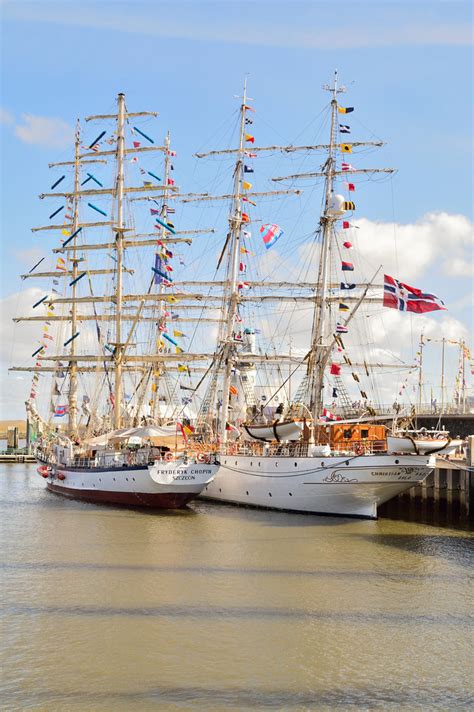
[0, 0, 472, 419]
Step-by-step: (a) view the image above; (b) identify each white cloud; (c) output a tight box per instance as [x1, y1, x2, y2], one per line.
[354, 212, 473, 283]
[445, 257, 474, 278]
[14, 114, 74, 149]
[0, 108, 14, 125]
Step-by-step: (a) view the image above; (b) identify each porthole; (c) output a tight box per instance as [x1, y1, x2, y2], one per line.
[345, 461, 349, 466]
[395, 459, 399, 464]
[321, 462, 325, 467]
[126, 478, 128, 482]
[258, 462, 261, 467]
[235, 461, 238, 466]
[246, 491, 249, 495]
[275, 462, 278, 467]
[219, 488, 222, 493]
[99, 478, 102, 482]
[132, 477, 135, 482]
[269, 492, 272, 497]
[289, 492, 293, 496]
[294, 462, 298, 467]
[113, 477, 116, 481]
[250, 461, 253, 466]
[224, 459, 227, 464]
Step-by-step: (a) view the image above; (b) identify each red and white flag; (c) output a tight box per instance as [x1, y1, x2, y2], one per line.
[383, 274, 446, 314]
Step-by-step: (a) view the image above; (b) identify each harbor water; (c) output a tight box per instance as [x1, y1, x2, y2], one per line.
[1, 464, 473, 710]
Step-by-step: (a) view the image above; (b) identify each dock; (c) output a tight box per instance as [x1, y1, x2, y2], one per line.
[0, 450, 36, 463]
[379, 453, 473, 528]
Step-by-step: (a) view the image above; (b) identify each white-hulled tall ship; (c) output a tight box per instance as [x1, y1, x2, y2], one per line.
[190, 73, 450, 518]
[11, 93, 217, 507]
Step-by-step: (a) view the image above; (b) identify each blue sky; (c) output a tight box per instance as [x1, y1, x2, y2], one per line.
[0, 0, 472, 417]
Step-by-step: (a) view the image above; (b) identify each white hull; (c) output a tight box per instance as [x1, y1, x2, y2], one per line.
[201, 453, 433, 518]
[38, 458, 217, 508]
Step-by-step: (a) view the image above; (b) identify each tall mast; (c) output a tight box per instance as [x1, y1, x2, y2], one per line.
[113, 92, 126, 428]
[440, 336, 446, 413]
[68, 119, 81, 436]
[417, 333, 424, 412]
[460, 339, 466, 413]
[220, 79, 248, 443]
[151, 130, 172, 423]
[307, 70, 341, 418]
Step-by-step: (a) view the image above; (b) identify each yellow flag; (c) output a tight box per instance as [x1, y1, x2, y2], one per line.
[151, 383, 157, 392]
[176, 346, 184, 354]
[61, 229, 71, 237]
[157, 339, 165, 349]
[341, 143, 352, 153]
[173, 329, 185, 338]
[177, 364, 188, 372]
[243, 181, 252, 190]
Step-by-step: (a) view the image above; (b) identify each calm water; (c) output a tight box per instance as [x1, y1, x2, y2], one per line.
[1, 465, 473, 711]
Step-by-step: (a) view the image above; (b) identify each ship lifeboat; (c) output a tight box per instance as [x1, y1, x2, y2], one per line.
[242, 420, 304, 442]
[387, 433, 463, 455]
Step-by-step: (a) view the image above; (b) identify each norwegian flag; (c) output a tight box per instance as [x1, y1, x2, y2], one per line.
[322, 408, 340, 421]
[383, 274, 446, 314]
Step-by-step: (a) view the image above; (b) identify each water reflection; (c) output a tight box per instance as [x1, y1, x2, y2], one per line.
[1, 464, 473, 711]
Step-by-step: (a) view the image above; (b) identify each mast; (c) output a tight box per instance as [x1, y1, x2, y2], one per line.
[417, 333, 424, 413]
[460, 339, 466, 414]
[113, 92, 126, 429]
[440, 336, 446, 413]
[307, 71, 341, 418]
[68, 119, 81, 436]
[151, 130, 172, 423]
[219, 79, 248, 443]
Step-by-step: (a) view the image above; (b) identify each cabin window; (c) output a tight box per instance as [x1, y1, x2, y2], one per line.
[343, 429, 352, 439]
[361, 429, 369, 439]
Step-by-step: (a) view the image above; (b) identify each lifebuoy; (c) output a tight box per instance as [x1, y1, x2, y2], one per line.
[165, 452, 174, 462]
[197, 453, 210, 464]
[37, 465, 50, 478]
[354, 443, 364, 456]
[57, 473, 66, 481]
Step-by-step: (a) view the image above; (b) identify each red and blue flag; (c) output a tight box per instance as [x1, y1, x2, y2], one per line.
[383, 274, 446, 314]
[260, 223, 283, 250]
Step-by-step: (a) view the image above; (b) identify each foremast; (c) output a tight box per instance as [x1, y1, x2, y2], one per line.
[68, 120, 81, 436]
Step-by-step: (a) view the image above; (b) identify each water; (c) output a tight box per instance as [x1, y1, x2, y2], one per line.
[1, 465, 473, 710]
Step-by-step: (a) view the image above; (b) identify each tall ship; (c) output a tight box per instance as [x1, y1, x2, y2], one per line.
[11, 93, 218, 507]
[190, 73, 453, 518]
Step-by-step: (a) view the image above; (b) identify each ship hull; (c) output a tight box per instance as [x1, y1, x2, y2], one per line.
[201, 453, 433, 518]
[38, 459, 217, 509]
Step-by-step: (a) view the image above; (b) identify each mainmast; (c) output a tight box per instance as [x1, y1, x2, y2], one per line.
[306, 71, 342, 418]
[151, 130, 172, 423]
[111, 93, 126, 428]
[219, 79, 248, 443]
[68, 120, 81, 436]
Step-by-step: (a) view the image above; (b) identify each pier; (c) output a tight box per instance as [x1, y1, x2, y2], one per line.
[379, 443, 473, 528]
